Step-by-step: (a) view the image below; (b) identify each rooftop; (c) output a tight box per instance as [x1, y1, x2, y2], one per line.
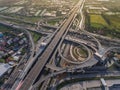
[0, 63, 12, 77]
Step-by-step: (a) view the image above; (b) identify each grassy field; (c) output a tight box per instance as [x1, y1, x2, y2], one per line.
[0, 59, 5, 63]
[72, 46, 88, 61]
[85, 13, 120, 38]
[30, 31, 42, 43]
[0, 25, 13, 32]
[47, 20, 58, 25]
[78, 48, 87, 58]
[84, 0, 120, 38]
[47, 18, 62, 25]
[90, 14, 108, 28]
[104, 15, 120, 29]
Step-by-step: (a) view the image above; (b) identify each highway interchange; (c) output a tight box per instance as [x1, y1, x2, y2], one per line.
[18, 1, 85, 90]
[1, 0, 120, 90]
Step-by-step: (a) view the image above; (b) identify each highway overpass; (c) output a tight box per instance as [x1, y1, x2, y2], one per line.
[18, 0, 85, 90]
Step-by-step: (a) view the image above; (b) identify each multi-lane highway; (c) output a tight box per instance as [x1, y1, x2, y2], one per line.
[18, 0, 84, 90]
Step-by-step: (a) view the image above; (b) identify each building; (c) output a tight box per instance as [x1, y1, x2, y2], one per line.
[0, 63, 12, 77]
